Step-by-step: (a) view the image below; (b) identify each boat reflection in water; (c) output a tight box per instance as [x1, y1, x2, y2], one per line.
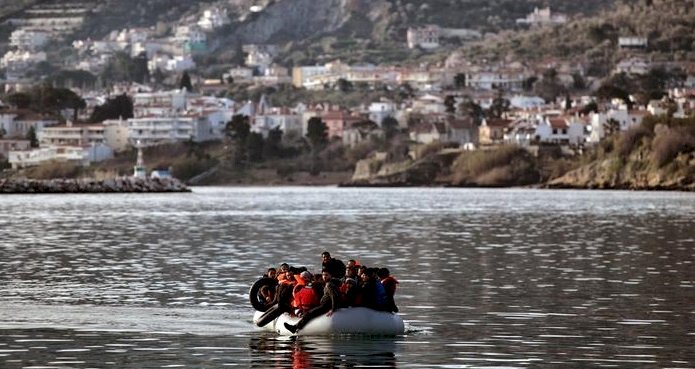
[249, 335, 398, 368]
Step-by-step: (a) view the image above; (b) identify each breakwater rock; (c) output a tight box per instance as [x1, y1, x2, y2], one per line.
[0, 177, 191, 194]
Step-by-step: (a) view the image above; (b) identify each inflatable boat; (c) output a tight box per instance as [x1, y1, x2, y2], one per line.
[252, 307, 405, 336]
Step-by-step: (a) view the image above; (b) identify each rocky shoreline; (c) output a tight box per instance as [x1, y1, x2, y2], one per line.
[0, 177, 190, 194]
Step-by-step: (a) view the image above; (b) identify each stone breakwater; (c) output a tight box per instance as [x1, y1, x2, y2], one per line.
[0, 177, 190, 194]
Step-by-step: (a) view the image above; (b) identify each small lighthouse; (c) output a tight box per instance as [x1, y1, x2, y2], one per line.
[133, 140, 147, 178]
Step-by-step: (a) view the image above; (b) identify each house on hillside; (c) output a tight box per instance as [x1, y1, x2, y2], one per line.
[322, 110, 365, 139]
[0, 110, 60, 139]
[407, 25, 441, 49]
[410, 117, 477, 147]
[516, 7, 567, 27]
[8, 144, 113, 169]
[536, 115, 585, 145]
[618, 37, 648, 49]
[479, 118, 512, 146]
[342, 121, 384, 148]
[504, 118, 539, 146]
[252, 107, 303, 140]
[0, 139, 31, 158]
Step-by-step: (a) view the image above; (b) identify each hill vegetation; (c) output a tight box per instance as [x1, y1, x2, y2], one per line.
[465, 0, 695, 75]
[549, 115, 695, 190]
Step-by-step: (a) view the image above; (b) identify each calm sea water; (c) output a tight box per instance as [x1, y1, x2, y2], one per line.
[0, 187, 693, 368]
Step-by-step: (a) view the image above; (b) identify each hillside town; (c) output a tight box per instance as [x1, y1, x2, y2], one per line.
[0, 1, 693, 179]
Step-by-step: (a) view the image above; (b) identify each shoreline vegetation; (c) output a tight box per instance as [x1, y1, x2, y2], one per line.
[4, 114, 694, 193]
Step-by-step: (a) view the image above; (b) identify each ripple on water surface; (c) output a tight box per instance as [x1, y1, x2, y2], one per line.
[0, 188, 694, 368]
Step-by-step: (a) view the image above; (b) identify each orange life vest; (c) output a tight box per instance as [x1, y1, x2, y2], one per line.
[292, 285, 319, 312]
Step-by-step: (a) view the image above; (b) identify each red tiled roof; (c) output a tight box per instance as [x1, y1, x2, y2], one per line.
[548, 117, 568, 129]
[485, 118, 512, 128]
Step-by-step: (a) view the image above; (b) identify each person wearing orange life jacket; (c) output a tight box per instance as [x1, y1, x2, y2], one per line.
[292, 271, 320, 316]
[256, 267, 298, 327]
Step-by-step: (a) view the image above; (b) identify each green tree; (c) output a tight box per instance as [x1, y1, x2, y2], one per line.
[90, 94, 134, 122]
[101, 52, 149, 84]
[225, 114, 251, 165]
[454, 73, 466, 89]
[306, 117, 328, 148]
[444, 95, 456, 114]
[179, 71, 193, 91]
[487, 89, 510, 119]
[6, 92, 32, 109]
[533, 69, 566, 103]
[247, 132, 264, 162]
[306, 117, 328, 175]
[580, 101, 599, 115]
[264, 127, 283, 158]
[381, 116, 400, 140]
[458, 97, 484, 125]
[604, 118, 621, 136]
[26, 126, 39, 148]
[336, 78, 353, 93]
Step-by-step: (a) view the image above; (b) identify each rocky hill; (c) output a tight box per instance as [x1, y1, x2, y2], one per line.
[347, 115, 695, 191]
[465, 0, 695, 73]
[2, 0, 617, 67]
[548, 116, 695, 191]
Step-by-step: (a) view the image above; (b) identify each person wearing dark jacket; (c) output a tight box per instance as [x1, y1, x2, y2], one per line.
[284, 269, 343, 333]
[321, 251, 346, 279]
[377, 267, 399, 313]
[358, 267, 386, 311]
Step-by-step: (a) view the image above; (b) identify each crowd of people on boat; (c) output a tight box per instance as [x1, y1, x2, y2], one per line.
[252, 251, 399, 333]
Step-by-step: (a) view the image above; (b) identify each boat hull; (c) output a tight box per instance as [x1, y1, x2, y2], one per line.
[253, 307, 405, 336]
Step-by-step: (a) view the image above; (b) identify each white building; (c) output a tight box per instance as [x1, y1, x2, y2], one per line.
[292, 65, 330, 88]
[252, 108, 303, 140]
[0, 139, 31, 158]
[128, 115, 215, 146]
[586, 108, 648, 144]
[133, 89, 192, 117]
[407, 25, 441, 49]
[619, 37, 648, 49]
[147, 54, 196, 73]
[198, 8, 230, 31]
[102, 119, 130, 152]
[510, 95, 546, 109]
[368, 100, 399, 127]
[516, 7, 567, 26]
[0, 50, 47, 69]
[10, 29, 50, 51]
[0, 112, 59, 139]
[466, 69, 527, 90]
[536, 116, 586, 145]
[8, 144, 113, 169]
[224, 67, 255, 83]
[614, 57, 650, 75]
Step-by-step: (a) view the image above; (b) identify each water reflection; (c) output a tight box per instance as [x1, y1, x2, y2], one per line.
[249, 335, 398, 369]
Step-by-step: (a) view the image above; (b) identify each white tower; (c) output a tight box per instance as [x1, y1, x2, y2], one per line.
[133, 140, 146, 178]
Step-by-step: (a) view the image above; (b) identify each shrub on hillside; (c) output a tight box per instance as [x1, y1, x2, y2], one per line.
[452, 145, 539, 186]
[26, 161, 82, 179]
[345, 141, 379, 166]
[651, 126, 695, 167]
[414, 142, 459, 160]
[616, 124, 653, 157]
[171, 156, 217, 181]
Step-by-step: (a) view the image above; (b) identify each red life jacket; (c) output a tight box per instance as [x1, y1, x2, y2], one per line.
[292, 285, 319, 312]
